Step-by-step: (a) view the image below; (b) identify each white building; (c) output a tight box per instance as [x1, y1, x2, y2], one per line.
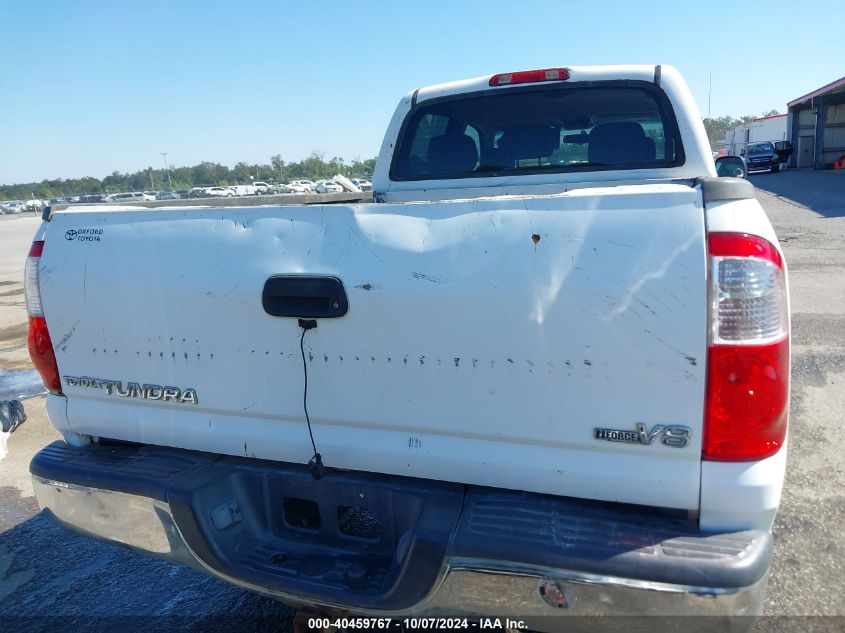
[723, 114, 788, 156]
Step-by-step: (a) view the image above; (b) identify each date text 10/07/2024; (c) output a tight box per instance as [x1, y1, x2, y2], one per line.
[307, 618, 528, 630]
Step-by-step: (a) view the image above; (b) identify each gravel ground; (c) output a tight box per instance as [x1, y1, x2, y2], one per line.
[746, 170, 845, 622]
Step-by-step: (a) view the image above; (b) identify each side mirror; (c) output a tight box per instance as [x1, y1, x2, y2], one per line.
[715, 156, 748, 178]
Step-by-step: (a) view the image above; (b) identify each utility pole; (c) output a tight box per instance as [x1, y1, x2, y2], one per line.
[708, 71, 712, 118]
[161, 152, 172, 189]
[149, 168, 155, 190]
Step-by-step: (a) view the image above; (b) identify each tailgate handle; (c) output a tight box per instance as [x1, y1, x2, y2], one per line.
[262, 275, 348, 318]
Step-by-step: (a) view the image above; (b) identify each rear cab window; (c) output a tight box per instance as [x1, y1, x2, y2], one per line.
[390, 81, 685, 181]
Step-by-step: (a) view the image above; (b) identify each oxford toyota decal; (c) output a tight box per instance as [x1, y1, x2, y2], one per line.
[65, 228, 103, 242]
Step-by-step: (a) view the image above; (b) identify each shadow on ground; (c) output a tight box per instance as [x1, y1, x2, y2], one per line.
[0, 486, 293, 632]
[750, 170, 845, 219]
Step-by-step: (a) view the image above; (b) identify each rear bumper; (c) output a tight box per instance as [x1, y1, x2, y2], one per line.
[31, 441, 770, 625]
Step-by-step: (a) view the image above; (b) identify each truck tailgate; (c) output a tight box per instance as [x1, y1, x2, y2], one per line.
[41, 183, 707, 510]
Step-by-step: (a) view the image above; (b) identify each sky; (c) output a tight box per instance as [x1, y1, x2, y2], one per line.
[1, 0, 842, 185]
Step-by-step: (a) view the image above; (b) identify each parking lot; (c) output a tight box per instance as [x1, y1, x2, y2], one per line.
[0, 171, 843, 629]
[0, 178, 373, 216]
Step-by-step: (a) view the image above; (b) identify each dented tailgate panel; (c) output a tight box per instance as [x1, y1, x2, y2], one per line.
[41, 184, 707, 510]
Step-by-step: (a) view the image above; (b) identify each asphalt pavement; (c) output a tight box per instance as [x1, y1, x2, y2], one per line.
[745, 170, 845, 623]
[0, 172, 843, 630]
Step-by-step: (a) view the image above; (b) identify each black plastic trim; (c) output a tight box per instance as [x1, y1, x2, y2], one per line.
[449, 488, 771, 589]
[30, 440, 214, 502]
[262, 275, 348, 319]
[700, 177, 756, 204]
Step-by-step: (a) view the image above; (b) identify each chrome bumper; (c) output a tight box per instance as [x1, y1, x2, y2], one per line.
[33, 474, 767, 627]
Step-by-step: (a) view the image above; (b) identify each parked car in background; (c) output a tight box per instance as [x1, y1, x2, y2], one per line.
[742, 141, 793, 173]
[289, 180, 316, 192]
[188, 187, 208, 199]
[253, 181, 271, 195]
[228, 184, 258, 196]
[78, 194, 107, 204]
[1, 200, 26, 214]
[314, 179, 343, 193]
[104, 192, 147, 203]
[155, 191, 181, 200]
[205, 186, 234, 198]
[285, 181, 309, 193]
[351, 178, 372, 191]
[174, 189, 191, 199]
[24, 199, 45, 211]
[272, 182, 294, 194]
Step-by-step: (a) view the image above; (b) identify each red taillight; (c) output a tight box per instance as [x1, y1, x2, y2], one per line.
[28, 315, 61, 393]
[703, 233, 789, 461]
[25, 240, 62, 394]
[28, 240, 45, 258]
[489, 68, 570, 87]
[708, 232, 782, 269]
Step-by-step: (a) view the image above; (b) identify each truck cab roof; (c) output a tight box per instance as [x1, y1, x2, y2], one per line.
[373, 65, 716, 202]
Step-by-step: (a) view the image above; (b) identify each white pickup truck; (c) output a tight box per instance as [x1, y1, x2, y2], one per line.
[26, 65, 789, 625]
[229, 183, 259, 196]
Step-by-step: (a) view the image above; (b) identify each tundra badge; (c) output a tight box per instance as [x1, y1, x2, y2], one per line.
[62, 376, 198, 405]
[593, 423, 690, 448]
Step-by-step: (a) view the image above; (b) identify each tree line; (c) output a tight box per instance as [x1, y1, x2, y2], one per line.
[1, 112, 783, 201]
[0, 152, 377, 201]
[701, 110, 781, 152]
